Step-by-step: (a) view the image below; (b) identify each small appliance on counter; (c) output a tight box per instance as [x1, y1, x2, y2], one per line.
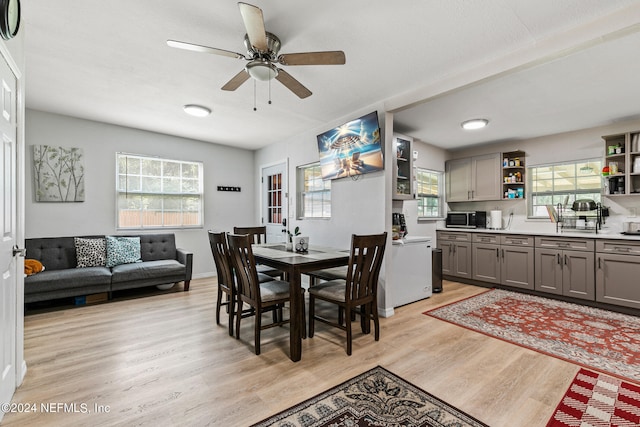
[392, 213, 408, 239]
[622, 221, 640, 235]
[489, 210, 503, 230]
[445, 211, 486, 228]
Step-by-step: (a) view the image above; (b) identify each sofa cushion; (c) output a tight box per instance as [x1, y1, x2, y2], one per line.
[25, 237, 78, 271]
[24, 267, 112, 294]
[110, 260, 185, 283]
[75, 237, 106, 268]
[106, 236, 141, 267]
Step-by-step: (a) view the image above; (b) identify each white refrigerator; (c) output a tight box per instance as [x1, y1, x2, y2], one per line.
[389, 236, 433, 307]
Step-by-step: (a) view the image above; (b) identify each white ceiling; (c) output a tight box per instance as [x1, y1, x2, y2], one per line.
[23, 0, 640, 151]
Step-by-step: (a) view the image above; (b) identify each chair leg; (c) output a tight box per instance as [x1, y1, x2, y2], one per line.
[372, 302, 380, 341]
[235, 299, 243, 340]
[227, 294, 235, 337]
[254, 311, 262, 355]
[301, 293, 307, 339]
[308, 294, 315, 338]
[345, 305, 353, 356]
[215, 289, 222, 325]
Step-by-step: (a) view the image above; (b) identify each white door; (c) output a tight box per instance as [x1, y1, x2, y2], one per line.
[0, 54, 18, 414]
[261, 162, 287, 243]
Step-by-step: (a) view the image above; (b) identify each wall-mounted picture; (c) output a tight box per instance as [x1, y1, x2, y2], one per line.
[33, 145, 85, 202]
[316, 111, 384, 180]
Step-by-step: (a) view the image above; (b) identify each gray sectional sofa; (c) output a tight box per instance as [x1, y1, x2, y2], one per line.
[24, 233, 192, 304]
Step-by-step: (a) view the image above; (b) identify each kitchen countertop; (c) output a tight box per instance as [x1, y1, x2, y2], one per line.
[436, 227, 640, 241]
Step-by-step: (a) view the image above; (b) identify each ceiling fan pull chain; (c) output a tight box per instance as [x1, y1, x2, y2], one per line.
[253, 79, 257, 111]
[269, 78, 272, 105]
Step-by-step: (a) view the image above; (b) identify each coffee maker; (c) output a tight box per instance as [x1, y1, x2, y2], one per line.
[392, 213, 407, 236]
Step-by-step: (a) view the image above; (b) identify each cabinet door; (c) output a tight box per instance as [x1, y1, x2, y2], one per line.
[452, 242, 472, 279]
[596, 253, 640, 309]
[445, 158, 471, 202]
[471, 153, 502, 200]
[439, 242, 454, 275]
[535, 248, 562, 295]
[501, 246, 534, 290]
[393, 134, 413, 200]
[472, 243, 500, 284]
[562, 250, 595, 300]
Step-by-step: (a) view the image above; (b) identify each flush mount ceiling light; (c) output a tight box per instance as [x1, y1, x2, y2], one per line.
[461, 118, 489, 130]
[245, 60, 278, 81]
[183, 104, 211, 117]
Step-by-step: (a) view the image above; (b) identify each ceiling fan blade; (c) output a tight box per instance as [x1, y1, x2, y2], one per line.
[167, 40, 245, 59]
[275, 69, 312, 99]
[278, 51, 346, 66]
[222, 70, 250, 91]
[238, 2, 268, 52]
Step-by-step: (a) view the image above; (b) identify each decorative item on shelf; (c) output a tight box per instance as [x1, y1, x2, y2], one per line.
[609, 161, 618, 175]
[602, 166, 610, 176]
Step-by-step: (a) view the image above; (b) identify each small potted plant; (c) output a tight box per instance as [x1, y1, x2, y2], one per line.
[285, 226, 300, 251]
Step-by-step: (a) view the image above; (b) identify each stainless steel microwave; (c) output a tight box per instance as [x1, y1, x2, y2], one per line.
[446, 211, 486, 228]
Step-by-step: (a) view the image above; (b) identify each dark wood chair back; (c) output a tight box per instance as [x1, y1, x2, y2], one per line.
[208, 231, 236, 335]
[345, 232, 387, 305]
[227, 233, 262, 308]
[233, 226, 267, 244]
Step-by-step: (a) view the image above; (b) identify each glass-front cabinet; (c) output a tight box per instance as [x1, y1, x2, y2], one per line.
[393, 133, 414, 200]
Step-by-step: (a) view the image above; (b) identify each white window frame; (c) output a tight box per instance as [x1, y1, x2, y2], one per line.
[416, 168, 444, 219]
[527, 158, 602, 219]
[116, 153, 204, 229]
[296, 162, 331, 219]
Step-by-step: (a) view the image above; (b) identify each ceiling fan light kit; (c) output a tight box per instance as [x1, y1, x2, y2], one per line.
[183, 104, 211, 117]
[461, 118, 489, 130]
[167, 2, 345, 100]
[246, 60, 278, 81]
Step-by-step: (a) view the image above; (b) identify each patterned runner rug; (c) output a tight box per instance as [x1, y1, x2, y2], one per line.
[546, 368, 640, 426]
[424, 289, 640, 383]
[250, 366, 488, 427]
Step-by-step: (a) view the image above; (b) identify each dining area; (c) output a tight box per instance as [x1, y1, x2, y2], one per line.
[208, 226, 387, 361]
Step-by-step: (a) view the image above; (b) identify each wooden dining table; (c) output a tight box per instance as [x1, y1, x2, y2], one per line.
[252, 243, 350, 362]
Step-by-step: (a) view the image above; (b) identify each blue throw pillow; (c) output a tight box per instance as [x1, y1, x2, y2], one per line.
[105, 236, 141, 267]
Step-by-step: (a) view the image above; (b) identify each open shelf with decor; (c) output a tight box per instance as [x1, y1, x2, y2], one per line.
[602, 131, 640, 196]
[501, 150, 525, 199]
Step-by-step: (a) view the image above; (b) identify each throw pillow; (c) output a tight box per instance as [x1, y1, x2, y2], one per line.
[105, 236, 141, 267]
[75, 237, 107, 268]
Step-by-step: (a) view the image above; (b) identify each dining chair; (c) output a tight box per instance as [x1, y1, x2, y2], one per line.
[233, 226, 285, 279]
[227, 233, 304, 355]
[308, 232, 387, 355]
[208, 231, 276, 336]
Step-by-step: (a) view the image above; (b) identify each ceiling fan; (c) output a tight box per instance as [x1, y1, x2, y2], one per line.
[167, 2, 346, 99]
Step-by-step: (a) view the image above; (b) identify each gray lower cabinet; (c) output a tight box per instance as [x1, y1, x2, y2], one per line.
[472, 233, 534, 289]
[534, 237, 595, 300]
[437, 231, 472, 279]
[595, 240, 640, 309]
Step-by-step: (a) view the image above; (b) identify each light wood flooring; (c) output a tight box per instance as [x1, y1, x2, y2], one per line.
[3, 278, 585, 426]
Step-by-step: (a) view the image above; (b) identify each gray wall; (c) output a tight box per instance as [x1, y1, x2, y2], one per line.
[25, 110, 256, 277]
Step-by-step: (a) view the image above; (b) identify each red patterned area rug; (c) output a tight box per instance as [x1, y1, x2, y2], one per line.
[250, 366, 488, 427]
[547, 368, 640, 426]
[424, 289, 640, 383]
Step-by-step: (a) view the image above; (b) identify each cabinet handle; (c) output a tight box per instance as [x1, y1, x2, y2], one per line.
[453, 245, 457, 254]
[598, 257, 601, 269]
[501, 248, 505, 259]
[557, 253, 561, 265]
[496, 248, 499, 258]
[614, 246, 631, 252]
[564, 254, 568, 265]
